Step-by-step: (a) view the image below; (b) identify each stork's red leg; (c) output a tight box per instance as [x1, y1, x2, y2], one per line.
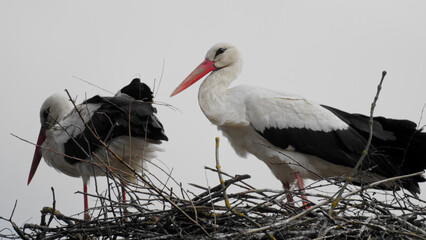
[294, 172, 309, 208]
[282, 181, 294, 204]
[83, 183, 90, 220]
[120, 179, 130, 220]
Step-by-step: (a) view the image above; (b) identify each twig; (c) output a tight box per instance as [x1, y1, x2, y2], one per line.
[215, 137, 243, 217]
[8, 200, 18, 221]
[72, 76, 114, 94]
[46, 187, 56, 226]
[330, 70, 387, 215]
[1, 201, 30, 240]
[154, 58, 166, 98]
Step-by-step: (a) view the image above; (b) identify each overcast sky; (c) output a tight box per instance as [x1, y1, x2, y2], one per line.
[1, 1, 426, 229]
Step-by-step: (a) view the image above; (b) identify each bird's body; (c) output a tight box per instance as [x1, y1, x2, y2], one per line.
[39, 98, 164, 182]
[171, 43, 426, 198]
[28, 79, 168, 219]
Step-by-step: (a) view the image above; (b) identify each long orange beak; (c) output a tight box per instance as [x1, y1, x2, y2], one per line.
[27, 127, 46, 185]
[170, 59, 216, 96]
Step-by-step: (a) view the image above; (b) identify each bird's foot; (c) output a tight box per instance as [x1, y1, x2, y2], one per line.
[84, 212, 91, 221]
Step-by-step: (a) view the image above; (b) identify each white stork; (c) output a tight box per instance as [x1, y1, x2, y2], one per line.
[171, 43, 426, 205]
[28, 79, 168, 219]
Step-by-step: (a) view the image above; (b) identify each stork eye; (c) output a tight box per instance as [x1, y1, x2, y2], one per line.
[214, 48, 226, 58]
[43, 107, 51, 121]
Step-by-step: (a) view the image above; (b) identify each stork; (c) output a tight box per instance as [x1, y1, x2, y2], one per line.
[28, 79, 168, 219]
[171, 43, 426, 205]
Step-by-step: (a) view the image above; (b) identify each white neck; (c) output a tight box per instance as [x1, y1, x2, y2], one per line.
[198, 61, 242, 126]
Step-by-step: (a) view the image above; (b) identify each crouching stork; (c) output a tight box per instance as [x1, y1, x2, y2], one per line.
[28, 78, 168, 219]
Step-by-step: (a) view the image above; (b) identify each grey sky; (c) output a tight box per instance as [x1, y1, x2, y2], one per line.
[1, 1, 425, 228]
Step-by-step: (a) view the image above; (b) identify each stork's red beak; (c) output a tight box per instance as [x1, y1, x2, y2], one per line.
[27, 127, 46, 185]
[170, 59, 216, 96]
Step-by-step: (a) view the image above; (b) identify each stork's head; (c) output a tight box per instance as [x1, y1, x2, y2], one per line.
[39, 93, 71, 129]
[170, 43, 242, 96]
[205, 43, 241, 69]
[28, 93, 72, 185]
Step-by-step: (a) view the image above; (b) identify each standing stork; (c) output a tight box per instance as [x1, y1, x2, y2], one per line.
[171, 43, 426, 205]
[28, 78, 168, 219]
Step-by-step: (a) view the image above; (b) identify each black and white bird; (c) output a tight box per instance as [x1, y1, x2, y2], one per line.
[28, 79, 168, 219]
[171, 43, 426, 204]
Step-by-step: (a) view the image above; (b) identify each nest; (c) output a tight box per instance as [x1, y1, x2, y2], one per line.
[2, 160, 426, 240]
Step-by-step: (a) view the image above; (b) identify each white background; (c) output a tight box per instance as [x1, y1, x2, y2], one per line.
[1, 1, 426, 230]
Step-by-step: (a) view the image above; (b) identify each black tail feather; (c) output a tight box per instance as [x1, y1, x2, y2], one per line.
[323, 105, 426, 194]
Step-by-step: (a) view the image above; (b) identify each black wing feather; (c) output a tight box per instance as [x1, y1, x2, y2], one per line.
[258, 126, 394, 176]
[64, 95, 167, 165]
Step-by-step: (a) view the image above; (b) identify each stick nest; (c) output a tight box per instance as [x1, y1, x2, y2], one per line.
[2, 165, 426, 240]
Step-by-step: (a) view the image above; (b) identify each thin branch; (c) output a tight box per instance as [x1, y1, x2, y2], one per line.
[72, 76, 114, 95]
[330, 70, 387, 215]
[46, 187, 56, 226]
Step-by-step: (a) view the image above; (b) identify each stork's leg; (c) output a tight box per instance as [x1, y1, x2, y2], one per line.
[83, 183, 90, 220]
[294, 172, 309, 208]
[120, 179, 130, 220]
[282, 181, 294, 204]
